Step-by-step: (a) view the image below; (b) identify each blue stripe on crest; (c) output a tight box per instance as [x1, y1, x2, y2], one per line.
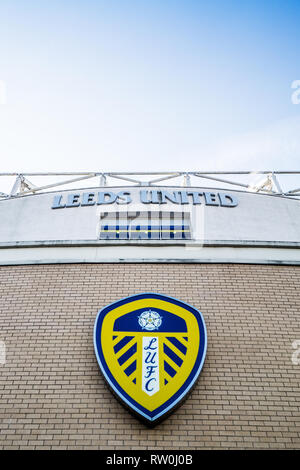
[118, 343, 137, 366]
[166, 337, 187, 355]
[163, 343, 183, 367]
[114, 336, 134, 354]
[124, 360, 136, 377]
[164, 360, 177, 378]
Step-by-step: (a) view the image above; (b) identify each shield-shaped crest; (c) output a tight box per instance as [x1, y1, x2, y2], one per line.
[93, 292, 207, 424]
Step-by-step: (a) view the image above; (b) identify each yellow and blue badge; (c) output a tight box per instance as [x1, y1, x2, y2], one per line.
[93, 292, 207, 424]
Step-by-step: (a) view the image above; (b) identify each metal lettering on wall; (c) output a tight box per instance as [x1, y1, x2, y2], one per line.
[51, 190, 238, 209]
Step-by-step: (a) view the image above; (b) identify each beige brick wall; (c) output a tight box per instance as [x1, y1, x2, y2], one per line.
[0, 263, 299, 449]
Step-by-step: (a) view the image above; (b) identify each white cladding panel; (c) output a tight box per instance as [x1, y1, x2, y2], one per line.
[0, 186, 299, 244]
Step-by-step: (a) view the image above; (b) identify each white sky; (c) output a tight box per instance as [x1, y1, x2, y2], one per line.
[0, 1, 299, 194]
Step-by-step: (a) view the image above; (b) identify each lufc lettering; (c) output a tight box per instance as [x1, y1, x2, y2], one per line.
[142, 337, 159, 395]
[51, 189, 238, 209]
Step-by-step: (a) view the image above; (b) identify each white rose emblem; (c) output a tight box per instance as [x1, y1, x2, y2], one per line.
[138, 310, 162, 331]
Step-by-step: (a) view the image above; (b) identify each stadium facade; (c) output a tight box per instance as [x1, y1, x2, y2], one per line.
[0, 171, 299, 449]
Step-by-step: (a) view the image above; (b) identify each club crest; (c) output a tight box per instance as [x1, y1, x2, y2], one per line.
[93, 292, 207, 424]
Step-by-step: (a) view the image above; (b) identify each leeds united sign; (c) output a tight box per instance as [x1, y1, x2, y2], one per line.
[52, 189, 238, 209]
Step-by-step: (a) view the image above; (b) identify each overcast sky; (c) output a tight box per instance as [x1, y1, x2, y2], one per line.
[0, 0, 299, 192]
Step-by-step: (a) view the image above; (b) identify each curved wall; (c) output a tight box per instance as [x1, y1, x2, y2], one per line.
[0, 186, 299, 265]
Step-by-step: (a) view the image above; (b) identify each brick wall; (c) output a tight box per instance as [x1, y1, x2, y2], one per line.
[0, 263, 299, 449]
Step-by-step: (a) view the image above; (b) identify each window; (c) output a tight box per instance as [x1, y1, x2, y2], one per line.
[99, 211, 191, 240]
